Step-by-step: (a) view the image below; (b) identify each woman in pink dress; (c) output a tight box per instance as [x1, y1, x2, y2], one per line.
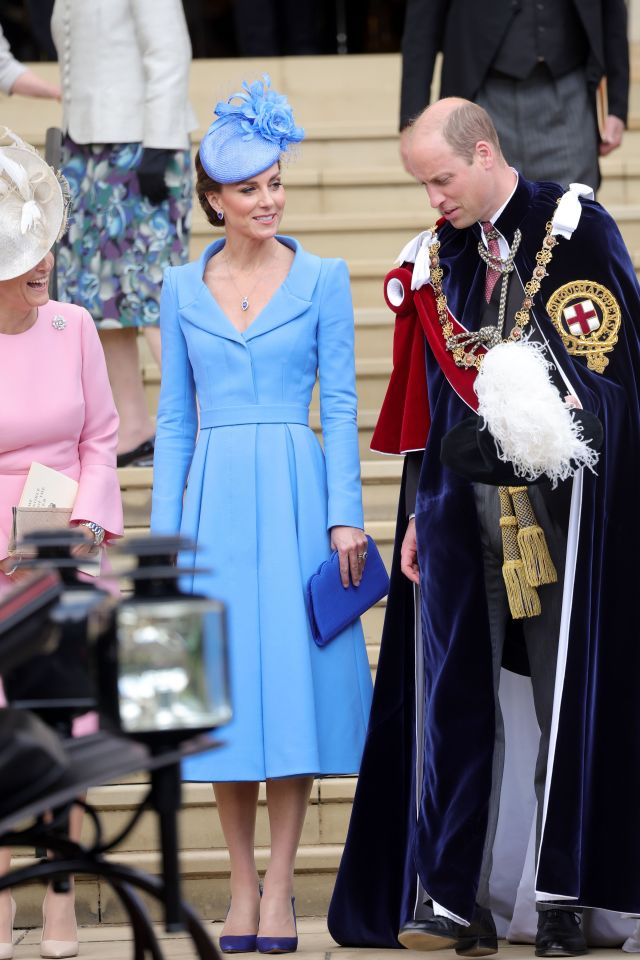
[0, 128, 123, 958]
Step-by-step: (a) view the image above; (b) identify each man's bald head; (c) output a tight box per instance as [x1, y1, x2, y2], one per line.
[411, 98, 503, 165]
[405, 98, 516, 229]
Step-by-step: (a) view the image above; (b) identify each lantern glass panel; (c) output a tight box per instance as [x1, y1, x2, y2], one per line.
[116, 599, 231, 734]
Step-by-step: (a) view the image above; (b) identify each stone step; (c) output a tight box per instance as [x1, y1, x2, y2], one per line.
[212, 165, 426, 216]
[598, 157, 640, 204]
[349, 259, 393, 307]
[11, 847, 343, 925]
[11, 777, 358, 924]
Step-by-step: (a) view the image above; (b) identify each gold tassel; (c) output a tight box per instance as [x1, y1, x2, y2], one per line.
[498, 487, 541, 619]
[508, 486, 557, 587]
[502, 558, 542, 619]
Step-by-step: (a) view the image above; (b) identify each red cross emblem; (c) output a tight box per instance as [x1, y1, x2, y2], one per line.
[563, 299, 600, 336]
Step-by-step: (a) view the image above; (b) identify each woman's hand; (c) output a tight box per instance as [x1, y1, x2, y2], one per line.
[71, 524, 98, 559]
[330, 526, 368, 588]
[0, 555, 31, 583]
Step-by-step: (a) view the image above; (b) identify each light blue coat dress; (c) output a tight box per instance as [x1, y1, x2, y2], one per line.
[151, 236, 373, 781]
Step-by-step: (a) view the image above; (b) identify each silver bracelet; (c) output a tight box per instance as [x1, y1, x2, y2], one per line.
[78, 520, 105, 546]
[4, 558, 20, 577]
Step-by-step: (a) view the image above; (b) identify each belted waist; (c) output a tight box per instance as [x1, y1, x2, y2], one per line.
[199, 404, 309, 428]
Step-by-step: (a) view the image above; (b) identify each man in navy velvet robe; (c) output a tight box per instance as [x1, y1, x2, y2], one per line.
[328, 98, 640, 956]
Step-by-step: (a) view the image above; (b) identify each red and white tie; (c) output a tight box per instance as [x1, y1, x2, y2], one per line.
[481, 221, 501, 302]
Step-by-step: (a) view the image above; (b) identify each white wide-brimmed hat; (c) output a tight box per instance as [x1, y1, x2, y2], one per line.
[0, 128, 68, 282]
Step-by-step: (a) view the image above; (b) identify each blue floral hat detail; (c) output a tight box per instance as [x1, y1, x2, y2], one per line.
[199, 74, 305, 184]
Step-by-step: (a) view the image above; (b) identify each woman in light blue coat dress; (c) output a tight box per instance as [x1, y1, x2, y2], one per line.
[151, 77, 373, 953]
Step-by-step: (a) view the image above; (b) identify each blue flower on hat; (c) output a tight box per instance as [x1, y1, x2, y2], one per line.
[215, 75, 304, 151]
[199, 75, 305, 184]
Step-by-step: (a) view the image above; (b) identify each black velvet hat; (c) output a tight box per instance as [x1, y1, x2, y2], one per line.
[440, 410, 604, 486]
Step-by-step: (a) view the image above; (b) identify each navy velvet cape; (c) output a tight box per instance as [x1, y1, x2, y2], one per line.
[328, 177, 640, 946]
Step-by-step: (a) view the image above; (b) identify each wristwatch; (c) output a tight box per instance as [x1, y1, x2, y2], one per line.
[78, 520, 105, 546]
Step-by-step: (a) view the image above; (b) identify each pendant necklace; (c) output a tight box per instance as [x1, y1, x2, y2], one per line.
[224, 255, 265, 312]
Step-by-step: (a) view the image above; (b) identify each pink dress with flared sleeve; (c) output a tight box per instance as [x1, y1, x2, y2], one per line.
[0, 299, 124, 721]
[0, 298, 123, 579]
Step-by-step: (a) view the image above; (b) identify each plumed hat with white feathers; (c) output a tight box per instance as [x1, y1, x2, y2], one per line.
[0, 128, 68, 281]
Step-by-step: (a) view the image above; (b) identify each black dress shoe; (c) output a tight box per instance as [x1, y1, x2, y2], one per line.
[456, 905, 498, 958]
[398, 905, 497, 956]
[117, 437, 155, 468]
[535, 910, 588, 957]
[398, 916, 459, 950]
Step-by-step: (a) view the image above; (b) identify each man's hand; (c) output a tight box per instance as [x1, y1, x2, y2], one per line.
[400, 517, 420, 584]
[599, 115, 625, 157]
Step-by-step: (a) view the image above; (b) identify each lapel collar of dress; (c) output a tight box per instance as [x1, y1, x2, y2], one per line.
[242, 235, 320, 341]
[177, 237, 320, 344]
[177, 239, 246, 344]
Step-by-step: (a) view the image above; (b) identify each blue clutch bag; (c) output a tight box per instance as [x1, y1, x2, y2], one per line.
[306, 535, 390, 647]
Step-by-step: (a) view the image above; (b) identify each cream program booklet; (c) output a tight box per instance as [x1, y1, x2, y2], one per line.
[17, 463, 99, 575]
[19, 462, 78, 508]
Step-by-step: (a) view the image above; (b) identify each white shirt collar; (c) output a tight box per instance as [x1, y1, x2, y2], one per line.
[480, 170, 519, 257]
[480, 170, 519, 246]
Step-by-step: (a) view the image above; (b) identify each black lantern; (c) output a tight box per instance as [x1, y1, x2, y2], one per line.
[93, 535, 231, 745]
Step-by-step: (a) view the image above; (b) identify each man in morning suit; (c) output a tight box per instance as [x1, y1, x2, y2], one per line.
[398, 0, 628, 190]
[328, 98, 640, 955]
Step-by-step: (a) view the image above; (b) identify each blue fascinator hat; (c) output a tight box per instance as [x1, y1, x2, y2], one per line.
[199, 75, 305, 184]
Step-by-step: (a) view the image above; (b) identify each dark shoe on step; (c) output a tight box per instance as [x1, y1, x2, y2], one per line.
[535, 910, 588, 957]
[398, 916, 460, 951]
[398, 904, 497, 956]
[117, 437, 155, 468]
[456, 904, 498, 957]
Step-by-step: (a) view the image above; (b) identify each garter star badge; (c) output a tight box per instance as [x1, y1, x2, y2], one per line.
[546, 280, 621, 373]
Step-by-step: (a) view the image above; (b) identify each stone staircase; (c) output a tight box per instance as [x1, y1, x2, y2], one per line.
[5, 49, 640, 925]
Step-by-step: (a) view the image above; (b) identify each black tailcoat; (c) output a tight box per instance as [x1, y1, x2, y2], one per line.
[400, 0, 629, 129]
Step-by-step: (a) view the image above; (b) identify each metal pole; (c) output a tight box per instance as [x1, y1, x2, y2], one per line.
[336, 0, 348, 53]
[44, 126, 63, 302]
[150, 761, 184, 932]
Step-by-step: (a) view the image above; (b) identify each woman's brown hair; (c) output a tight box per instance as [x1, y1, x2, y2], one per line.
[195, 152, 224, 228]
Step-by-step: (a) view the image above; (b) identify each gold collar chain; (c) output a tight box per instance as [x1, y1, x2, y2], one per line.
[428, 216, 560, 370]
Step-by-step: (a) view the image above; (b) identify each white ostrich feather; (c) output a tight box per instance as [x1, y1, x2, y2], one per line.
[20, 198, 43, 234]
[0, 150, 30, 200]
[475, 341, 599, 486]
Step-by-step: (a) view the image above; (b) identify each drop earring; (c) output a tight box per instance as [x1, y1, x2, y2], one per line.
[217, 210, 224, 221]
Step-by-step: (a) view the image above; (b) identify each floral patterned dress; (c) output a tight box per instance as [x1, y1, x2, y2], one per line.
[57, 139, 192, 329]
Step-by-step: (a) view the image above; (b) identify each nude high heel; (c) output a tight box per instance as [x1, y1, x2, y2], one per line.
[0, 895, 16, 960]
[40, 890, 79, 959]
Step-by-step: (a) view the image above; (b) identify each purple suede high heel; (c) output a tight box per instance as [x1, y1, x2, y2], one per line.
[219, 887, 261, 954]
[219, 933, 257, 954]
[256, 898, 297, 955]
